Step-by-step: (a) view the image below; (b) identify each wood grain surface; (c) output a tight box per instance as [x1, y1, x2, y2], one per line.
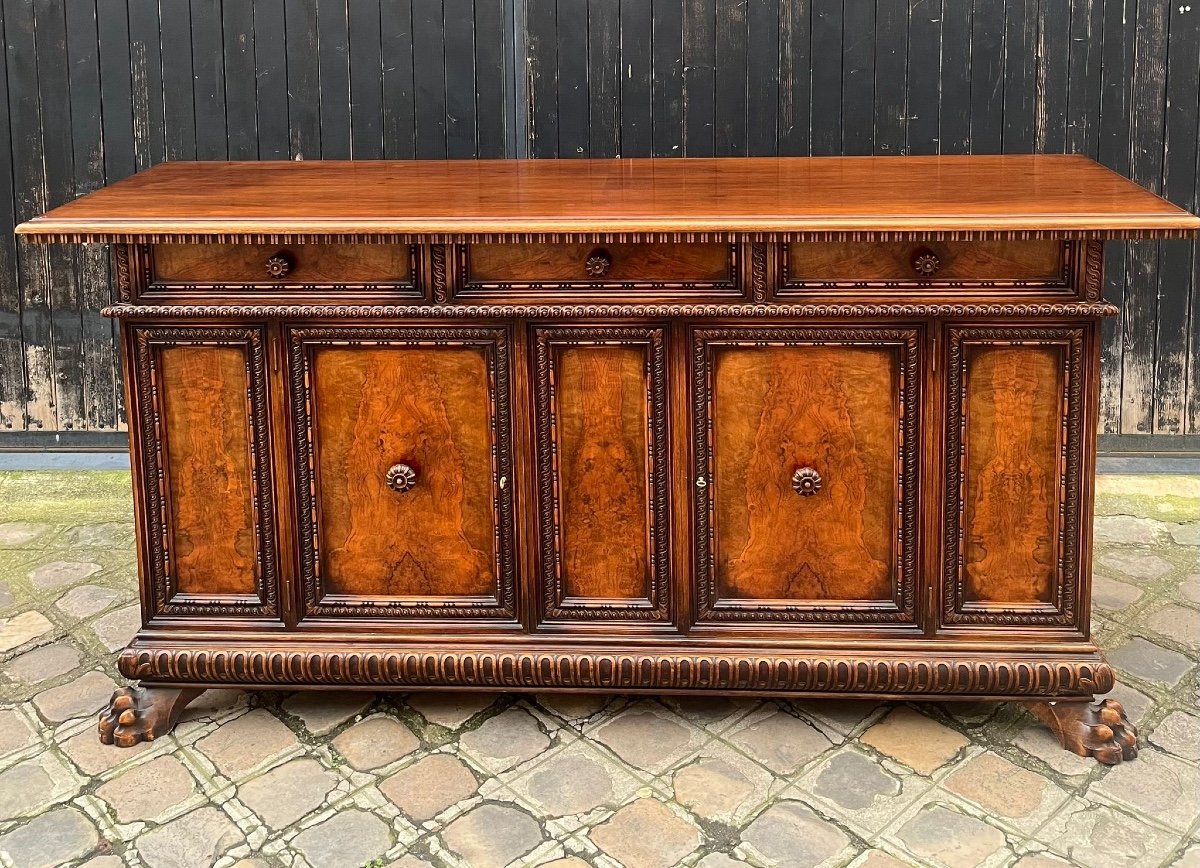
[308, 345, 498, 599]
[153, 243, 413, 285]
[467, 242, 730, 285]
[962, 345, 1064, 605]
[17, 156, 1199, 239]
[784, 239, 1065, 284]
[555, 345, 651, 602]
[159, 345, 257, 595]
[710, 344, 898, 604]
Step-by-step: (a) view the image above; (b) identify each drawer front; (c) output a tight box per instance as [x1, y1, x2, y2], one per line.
[781, 240, 1068, 291]
[942, 326, 1087, 629]
[288, 326, 516, 620]
[128, 325, 279, 619]
[534, 326, 671, 623]
[691, 326, 920, 625]
[455, 242, 742, 298]
[151, 243, 419, 292]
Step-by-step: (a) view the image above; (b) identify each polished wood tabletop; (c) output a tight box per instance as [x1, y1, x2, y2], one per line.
[17, 155, 1200, 239]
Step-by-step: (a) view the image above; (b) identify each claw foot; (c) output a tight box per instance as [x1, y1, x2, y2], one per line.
[1023, 698, 1138, 765]
[98, 685, 204, 747]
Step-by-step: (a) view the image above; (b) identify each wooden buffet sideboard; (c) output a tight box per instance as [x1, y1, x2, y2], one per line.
[17, 156, 1199, 763]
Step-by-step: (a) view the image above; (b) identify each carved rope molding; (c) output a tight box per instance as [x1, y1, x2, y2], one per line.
[102, 301, 1121, 320]
[534, 326, 672, 622]
[117, 646, 1115, 696]
[287, 325, 518, 620]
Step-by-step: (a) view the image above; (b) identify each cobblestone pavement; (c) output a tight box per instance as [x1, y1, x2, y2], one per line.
[1, 471, 1198, 868]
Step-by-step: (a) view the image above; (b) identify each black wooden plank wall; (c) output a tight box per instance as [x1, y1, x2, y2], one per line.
[0, 0, 1198, 447]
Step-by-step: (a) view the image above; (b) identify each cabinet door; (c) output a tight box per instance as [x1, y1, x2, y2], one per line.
[129, 325, 279, 618]
[943, 326, 1087, 629]
[289, 326, 516, 620]
[533, 326, 670, 622]
[692, 327, 920, 625]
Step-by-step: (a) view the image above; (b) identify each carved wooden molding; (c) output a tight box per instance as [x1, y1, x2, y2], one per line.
[943, 326, 1086, 628]
[779, 240, 1074, 290]
[117, 644, 1115, 696]
[287, 325, 518, 620]
[131, 325, 278, 618]
[102, 301, 1122, 320]
[533, 326, 671, 622]
[1083, 240, 1105, 301]
[41, 228, 1200, 245]
[450, 243, 742, 295]
[691, 326, 921, 623]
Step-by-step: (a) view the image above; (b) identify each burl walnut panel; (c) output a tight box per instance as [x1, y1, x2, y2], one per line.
[160, 346, 258, 596]
[693, 327, 920, 624]
[782, 240, 1067, 288]
[460, 242, 737, 295]
[290, 327, 515, 619]
[152, 243, 416, 287]
[945, 326, 1085, 627]
[130, 326, 278, 618]
[535, 327, 670, 621]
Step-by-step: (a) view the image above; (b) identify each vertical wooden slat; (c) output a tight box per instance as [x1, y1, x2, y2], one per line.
[907, 0, 942, 155]
[682, 0, 716, 156]
[413, 0, 448, 157]
[191, 0, 228, 160]
[66, 0, 118, 431]
[526, 0, 559, 157]
[620, 0, 653, 157]
[1154, 2, 1198, 433]
[5, 0, 54, 431]
[0, 0, 26, 431]
[381, 0, 416, 159]
[746, 0, 779, 156]
[651, 0, 684, 157]
[555, 0, 588, 156]
[841, 0, 874, 155]
[939, 0, 971, 153]
[1120, 0, 1168, 434]
[444, 0, 478, 158]
[1035, 0, 1070, 153]
[1002, 0, 1037, 152]
[223, 2, 258, 160]
[713, 0, 748, 156]
[349, 0, 386, 159]
[1097, 0, 1136, 433]
[1065, 0, 1103, 156]
[159, 0, 196, 160]
[317, 0, 351, 158]
[283, 0, 320, 159]
[475, 0, 508, 157]
[810, 0, 842, 155]
[874, 0, 907, 155]
[969, 0, 1003, 152]
[588, 0, 621, 158]
[777, 0, 811, 155]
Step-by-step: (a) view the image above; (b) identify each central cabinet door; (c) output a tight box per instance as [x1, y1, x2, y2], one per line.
[533, 326, 671, 623]
[691, 326, 921, 625]
[288, 326, 516, 620]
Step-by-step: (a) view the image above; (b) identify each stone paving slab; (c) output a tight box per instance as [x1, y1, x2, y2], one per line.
[1, 470, 1198, 867]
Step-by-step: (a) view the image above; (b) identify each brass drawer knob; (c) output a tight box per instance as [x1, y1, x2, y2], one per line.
[265, 252, 294, 279]
[910, 248, 941, 276]
[385, 463, 418, 493]
[792, 467, 822, 496]
[584, 249, 613, 277]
